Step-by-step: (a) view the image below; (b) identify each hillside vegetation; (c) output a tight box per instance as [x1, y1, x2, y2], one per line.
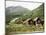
[6, 3, 44, 33]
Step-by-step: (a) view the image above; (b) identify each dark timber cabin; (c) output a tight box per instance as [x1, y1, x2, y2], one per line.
[33, 17, 44, 26]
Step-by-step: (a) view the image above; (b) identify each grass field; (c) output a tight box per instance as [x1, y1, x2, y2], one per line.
[6, 23, 44, 35]
[6, 23, 44, 32]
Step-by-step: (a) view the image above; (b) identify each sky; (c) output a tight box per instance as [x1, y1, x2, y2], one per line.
[6, 1, 42, 10]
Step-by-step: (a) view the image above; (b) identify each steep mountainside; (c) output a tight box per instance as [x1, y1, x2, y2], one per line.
[31, 3, 44, 19]
[5, 6, 31, 24]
